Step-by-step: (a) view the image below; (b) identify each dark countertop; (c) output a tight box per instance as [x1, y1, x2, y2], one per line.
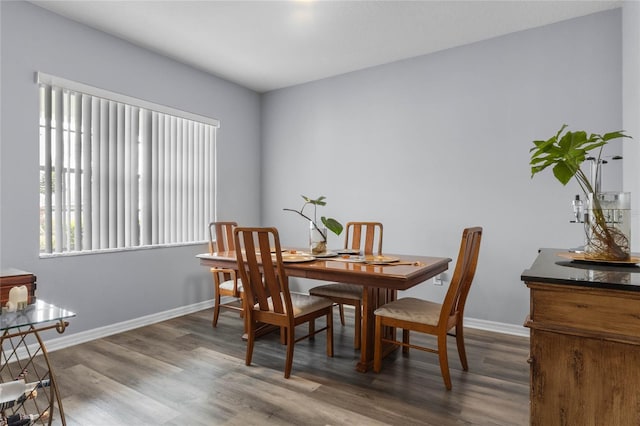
[521, 248, 640, 292]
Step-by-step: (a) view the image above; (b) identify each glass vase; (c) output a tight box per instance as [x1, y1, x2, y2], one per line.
[309, 221, 328, 255]
[585, 192, 631, 261]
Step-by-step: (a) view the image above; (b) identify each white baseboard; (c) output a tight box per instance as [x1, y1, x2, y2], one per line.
[465, 317, 529, 338]
[32, 299, 215, 356]
[33, 299, 527, 359]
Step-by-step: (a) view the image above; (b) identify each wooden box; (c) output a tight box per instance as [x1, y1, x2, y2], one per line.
[0, 268, 37, 306]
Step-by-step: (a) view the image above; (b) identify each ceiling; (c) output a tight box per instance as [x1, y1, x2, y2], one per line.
[30, 0, 622, 93]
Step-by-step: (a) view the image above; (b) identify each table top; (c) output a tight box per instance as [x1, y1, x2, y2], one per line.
[197, 251, 451, 291]
[521, 248, 640, 292]
[0, 299, 76, 331]
[0, 268, 34, 278]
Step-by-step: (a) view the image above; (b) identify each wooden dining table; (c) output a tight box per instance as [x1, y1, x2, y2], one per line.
[197, 251, 451, 372]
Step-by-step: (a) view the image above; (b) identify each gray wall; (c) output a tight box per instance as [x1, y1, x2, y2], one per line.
[623, 1, 640, 248]
[261, 9, 624, 327]
[0, 2, 261, 334]
[0, 2, 630, 338]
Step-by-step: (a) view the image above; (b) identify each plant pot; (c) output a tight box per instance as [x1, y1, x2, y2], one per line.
[585, 192, 631, 261]
[309, 221, 328, 255]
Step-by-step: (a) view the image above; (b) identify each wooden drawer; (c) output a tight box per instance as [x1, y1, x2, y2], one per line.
[528, 282, 640, 344]
[0, 268, 37, 306]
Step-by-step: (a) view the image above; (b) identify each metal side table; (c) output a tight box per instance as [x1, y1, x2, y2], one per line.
[0, 300, 75, 425]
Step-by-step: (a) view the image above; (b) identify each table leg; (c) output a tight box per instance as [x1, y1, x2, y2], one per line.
[356, 287, 397, 372]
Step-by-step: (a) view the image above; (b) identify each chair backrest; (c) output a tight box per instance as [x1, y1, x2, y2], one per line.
[208, 221, 238, 254]
[439, 227, 483, 326]
[233, 227, 292, 318]
[344, 222, 383, 255]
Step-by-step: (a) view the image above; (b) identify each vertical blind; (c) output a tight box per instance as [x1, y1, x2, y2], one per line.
[38, 73, 219, 255]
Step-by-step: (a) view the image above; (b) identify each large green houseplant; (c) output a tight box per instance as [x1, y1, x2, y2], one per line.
[284, 195, 343, 254]
[530, 124, 631, 261]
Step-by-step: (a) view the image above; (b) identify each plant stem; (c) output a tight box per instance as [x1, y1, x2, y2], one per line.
[575, 169, 629, 260]
[282, 208, 328, 242]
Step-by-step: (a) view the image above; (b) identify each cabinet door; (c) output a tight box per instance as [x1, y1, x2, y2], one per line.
[530, 329, 640, 426]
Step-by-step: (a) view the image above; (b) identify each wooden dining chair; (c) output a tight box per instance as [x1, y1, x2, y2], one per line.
[233, 226, 334, 378]
[373, 226, 483, 390]
[309, 221, 383, 349]
[208, 221, 243, 327]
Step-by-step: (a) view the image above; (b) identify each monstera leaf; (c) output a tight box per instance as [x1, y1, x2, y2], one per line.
[530, 124, 629, 192]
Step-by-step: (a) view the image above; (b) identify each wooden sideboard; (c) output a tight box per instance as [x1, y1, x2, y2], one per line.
[522, 249, 640, 426]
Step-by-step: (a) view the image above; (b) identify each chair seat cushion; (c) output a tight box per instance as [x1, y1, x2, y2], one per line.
[374, 297, 442, 326]
[256, 292, 333, 317]
[220, 279, 243, 292]
[309, 283, 362, 300]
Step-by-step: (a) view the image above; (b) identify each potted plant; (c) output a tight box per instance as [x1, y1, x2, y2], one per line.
[284, 195, 343, 254]
[530, 124, 631, 261]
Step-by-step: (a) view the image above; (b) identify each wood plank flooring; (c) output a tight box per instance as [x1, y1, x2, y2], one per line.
[42, 309, 530, 425]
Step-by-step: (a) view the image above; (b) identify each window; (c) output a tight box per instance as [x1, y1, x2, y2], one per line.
[38, 73, 219, 255]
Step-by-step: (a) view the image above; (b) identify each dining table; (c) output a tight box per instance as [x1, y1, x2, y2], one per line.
[197, 250, 451, 372]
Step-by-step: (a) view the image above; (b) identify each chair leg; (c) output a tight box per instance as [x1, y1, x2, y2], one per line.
[326, 310, 334, 357]
[373, 316, 383, 373]
[212, 291, 221, 327]
[456, 322, 468, 371]
[339, 303, 346, 325]
[309, 318, 316, 340]
[354, 302, 361, 350]
[245, 315, 255, 367]
[238, 298, 245, 319]
[284, 326, 295, 379]
[241, 295, 249, 335]
[437, 333, 452, 390]
[402, 329, 410, 354]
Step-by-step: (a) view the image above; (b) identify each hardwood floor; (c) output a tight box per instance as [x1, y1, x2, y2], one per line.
[43, 309, 530, 425]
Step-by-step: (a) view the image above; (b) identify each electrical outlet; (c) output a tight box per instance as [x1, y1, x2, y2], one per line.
[433, 275, 443, 286]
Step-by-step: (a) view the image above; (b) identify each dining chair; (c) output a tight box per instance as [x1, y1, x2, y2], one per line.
[233, 226, 334, 379]
[208, 221, 243, 327]
[309, 221, 383, 349]
[372, 226, 483, 390]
